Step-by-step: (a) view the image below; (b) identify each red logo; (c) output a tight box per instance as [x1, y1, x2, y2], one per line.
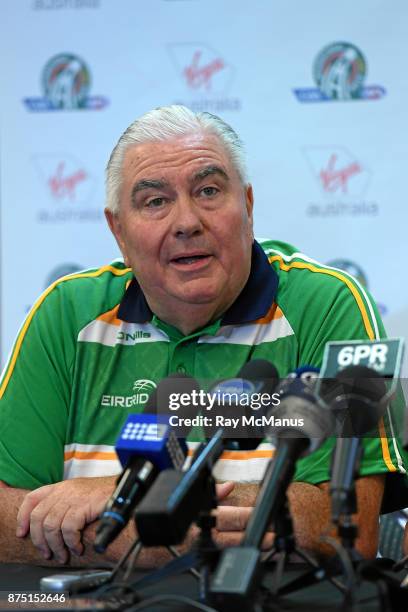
[48, 161, 87, 201]
[319, 153, 362, 194]
[183, 50, 225, 91]
[303, 147, 370, 199]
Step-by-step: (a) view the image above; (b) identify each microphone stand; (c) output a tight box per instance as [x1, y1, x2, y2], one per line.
[261, 496, 347, 601]
[127, 430, 226, 601]
[193, 511, 219, 603]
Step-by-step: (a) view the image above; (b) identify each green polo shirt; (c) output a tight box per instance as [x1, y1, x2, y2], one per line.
[0, 240, 405, 491]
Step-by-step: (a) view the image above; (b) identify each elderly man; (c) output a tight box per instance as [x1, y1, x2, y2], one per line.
[0, 105, 404, 567]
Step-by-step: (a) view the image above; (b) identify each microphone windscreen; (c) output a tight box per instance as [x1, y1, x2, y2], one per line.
[323, 364, 386, 435]
[237, 359, 279, 393]
[143, 373, 200, 415]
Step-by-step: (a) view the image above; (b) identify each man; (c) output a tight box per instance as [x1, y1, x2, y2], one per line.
[0, 105, 404, 567]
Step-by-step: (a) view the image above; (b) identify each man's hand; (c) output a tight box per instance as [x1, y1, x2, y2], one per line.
[213, 481, 274, 550]
[16, 477, 115, 564]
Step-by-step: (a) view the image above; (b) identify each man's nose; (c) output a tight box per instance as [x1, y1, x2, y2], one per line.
[172, 196, 204, 238]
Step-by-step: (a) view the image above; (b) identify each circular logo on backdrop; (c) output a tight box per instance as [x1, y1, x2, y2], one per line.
[42, 53, 91, 109]
[326, 259, 368, 287]
[326, 258, 388, 316]
[44, 263, 83, 289]
[313, 42, 366, 100]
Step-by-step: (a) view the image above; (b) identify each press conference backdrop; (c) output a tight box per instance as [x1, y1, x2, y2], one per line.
[0, 0, 407, 374]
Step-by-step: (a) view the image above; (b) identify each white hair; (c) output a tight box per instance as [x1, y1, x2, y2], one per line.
[105, 105, 248, 214]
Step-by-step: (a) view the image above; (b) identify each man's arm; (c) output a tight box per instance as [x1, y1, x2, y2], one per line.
[0, 478, 241, 567]
[216, 475, 385, 559]
[0, 484, 176, 568]
[288, 476, 384, 559]
[0, 477, 129, 566]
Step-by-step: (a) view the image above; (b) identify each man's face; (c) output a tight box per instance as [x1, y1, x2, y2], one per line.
[106, 131, 254, 330]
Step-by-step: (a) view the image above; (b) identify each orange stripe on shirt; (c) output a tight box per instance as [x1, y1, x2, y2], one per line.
[188, 449, 275, 460]
[64, 450, 118, 461]
[254, 303, 283, 324]
[96, 305, 121, 326]
[64, 449, 275, 462]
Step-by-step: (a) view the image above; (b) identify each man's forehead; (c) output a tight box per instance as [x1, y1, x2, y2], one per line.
[122, 132, 234, 180]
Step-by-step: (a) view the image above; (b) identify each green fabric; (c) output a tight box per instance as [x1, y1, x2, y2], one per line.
[0, 241, 405, 491]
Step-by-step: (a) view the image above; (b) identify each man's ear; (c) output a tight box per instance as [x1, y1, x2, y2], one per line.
[105, 208, 129, 266]
[245, 184, 254, 239]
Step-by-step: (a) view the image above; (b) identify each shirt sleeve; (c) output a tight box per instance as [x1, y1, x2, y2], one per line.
[292, 273, 406, 484]
[0, 285, 75, 489]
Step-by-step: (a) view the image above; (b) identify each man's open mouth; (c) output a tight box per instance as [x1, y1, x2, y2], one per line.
[171, 254, 211, 265]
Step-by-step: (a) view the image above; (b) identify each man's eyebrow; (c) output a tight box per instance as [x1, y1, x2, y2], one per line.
[191, 165, 229, 183]
[131, 179, 170, 204]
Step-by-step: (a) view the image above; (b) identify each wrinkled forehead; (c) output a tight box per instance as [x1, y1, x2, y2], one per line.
[121, 131, 239, 183]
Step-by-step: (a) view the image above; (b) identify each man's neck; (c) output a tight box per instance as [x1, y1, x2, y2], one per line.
[148, 300, 224, 336]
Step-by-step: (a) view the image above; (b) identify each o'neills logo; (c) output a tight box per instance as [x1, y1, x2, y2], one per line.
[101, 379, 157, 408]
[117, 330, 151, 342]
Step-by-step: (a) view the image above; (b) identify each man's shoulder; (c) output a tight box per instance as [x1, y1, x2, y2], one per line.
[31, 259, 133, 329]
[258, 238, 367, 299]
[46, 260, 132, 292]
[257, 238, 382, 341]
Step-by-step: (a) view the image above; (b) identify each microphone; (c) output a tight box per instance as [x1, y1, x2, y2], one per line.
[135, 428, 225, 546]
[209, 359, 280, 449]
[327, 364, 387, 523]
[134, 359, 280, 546]
[242, 365, 331, 548]
[94, 374, 199, 553]
[210, 366, 333, 608]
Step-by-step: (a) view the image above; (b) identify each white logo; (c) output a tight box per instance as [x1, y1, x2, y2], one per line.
[101, 379, 157, 408]
[337, 344, 388, 370]
[122, 422, 167, 441]
[133, 379, 157, 393]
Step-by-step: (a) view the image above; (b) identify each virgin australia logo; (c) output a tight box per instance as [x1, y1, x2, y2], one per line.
[303, 146, 379, 217]
[183, 49, 225, 92]
[32, 154, 93, 204]
[24, 53, 109, 111]
[168, 43, 241, 112]
[294, 42, 386, 103]
[32, 154, 103, 223]
[303, 147, 370, 198]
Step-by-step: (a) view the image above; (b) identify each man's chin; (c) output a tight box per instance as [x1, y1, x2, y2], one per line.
[173, 290, 220, 306]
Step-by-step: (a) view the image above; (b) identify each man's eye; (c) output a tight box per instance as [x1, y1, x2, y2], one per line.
[200, 186, 219, 197]
[145, 197, 165, 208]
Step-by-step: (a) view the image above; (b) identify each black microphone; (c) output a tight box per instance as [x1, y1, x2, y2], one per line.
[135, 428, 225, 546]
[134, 359, 280, 546]
[209, 359, 280, 449]
[327, 364, 387, 523]
[94, 374, 199, 553]
[242, 367, 332, 548]
[210, 368, 333, 608]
